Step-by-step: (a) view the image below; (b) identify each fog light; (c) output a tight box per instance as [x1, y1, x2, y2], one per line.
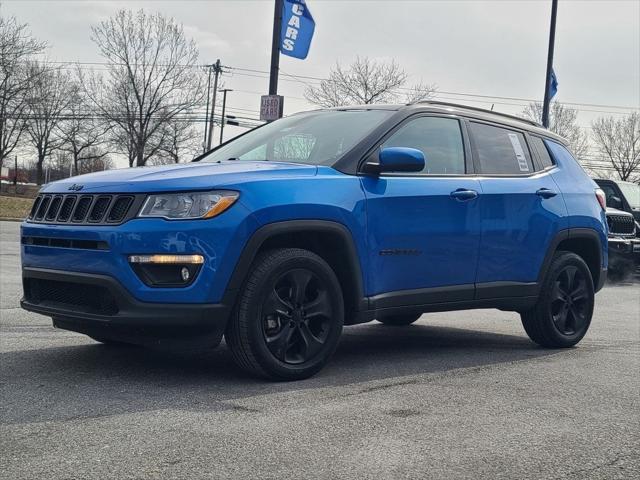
[181, 267, 190, 281]
[128, 254, 204, 264]
[128, 254, 203, 287]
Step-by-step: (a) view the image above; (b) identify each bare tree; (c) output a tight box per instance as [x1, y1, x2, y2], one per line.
[0, 15, 46, 167]
[25, 62, 72, 184]
[305, 57, 436, 108]
[150, 117, 201, 164]
[23, 150, 114, 183]
[522, 102, 589, 160]
[591, 112, 640, 182]
[57, 82, 111, 175]
[83, 9, 205, 167]
[109, 127, 138, 168]
[77, 150, 114, 175]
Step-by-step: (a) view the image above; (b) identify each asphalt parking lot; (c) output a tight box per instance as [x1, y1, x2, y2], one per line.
[1, 220, 638, 480]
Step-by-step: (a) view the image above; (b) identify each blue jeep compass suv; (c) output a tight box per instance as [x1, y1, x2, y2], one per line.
[21, 101, 608, 380]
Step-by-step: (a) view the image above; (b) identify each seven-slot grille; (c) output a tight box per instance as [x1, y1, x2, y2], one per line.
[28, 194, 138, 225]
[607, 213, 636, 236]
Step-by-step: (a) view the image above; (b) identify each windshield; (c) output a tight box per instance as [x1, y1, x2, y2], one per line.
[618, 182, 640, 208]
[201, 110, 392, 166]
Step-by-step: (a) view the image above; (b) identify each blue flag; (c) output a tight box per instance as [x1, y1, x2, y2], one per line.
[280, 0, 315, 59]
[549, 68, 558, 100]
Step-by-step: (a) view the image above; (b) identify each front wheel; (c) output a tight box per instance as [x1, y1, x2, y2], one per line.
[521, 251, 595, 348]
[225, 248, 344, 381]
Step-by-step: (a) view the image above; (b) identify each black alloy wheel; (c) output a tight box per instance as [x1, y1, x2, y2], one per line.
[521, 251, 595, 348]
[549, 265, 590, 336]
[226, 248, 344, 380]
[261, 268, 333, 364]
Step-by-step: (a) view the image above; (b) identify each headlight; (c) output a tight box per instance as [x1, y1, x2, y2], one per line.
[138, 191, 239, 220]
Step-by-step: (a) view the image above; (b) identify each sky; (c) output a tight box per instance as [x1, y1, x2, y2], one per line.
[2, 0, 639, 166]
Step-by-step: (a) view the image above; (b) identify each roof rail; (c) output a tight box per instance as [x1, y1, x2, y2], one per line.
[412, 100, 543, 128]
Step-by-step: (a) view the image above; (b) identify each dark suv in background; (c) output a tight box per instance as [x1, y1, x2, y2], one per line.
[594, 179, 640, 278]
[595, 179, 640, 222]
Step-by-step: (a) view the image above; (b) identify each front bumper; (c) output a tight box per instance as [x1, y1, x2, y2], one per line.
[607, 236, 640, 274]
[21, 203, 258, 305]
[21, 267, 231, 347]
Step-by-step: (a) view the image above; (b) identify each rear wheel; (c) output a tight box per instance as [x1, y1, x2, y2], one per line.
[225, 248, 344, 381]
[521, 251, 594, 348]
[377, 314, 421, 326]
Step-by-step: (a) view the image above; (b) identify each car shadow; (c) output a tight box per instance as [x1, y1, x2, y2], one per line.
[1, 322, 563, 425]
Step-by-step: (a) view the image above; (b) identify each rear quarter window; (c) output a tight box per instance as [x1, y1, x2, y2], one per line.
[529, 136, 555, 169]
[470, 122, 534, 175]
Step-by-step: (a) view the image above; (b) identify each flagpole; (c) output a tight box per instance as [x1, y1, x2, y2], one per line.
[542, 0, 558, 129]
[269, 0, 284, 96]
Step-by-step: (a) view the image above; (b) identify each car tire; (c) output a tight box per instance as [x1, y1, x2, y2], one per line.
[521, 251, 595, 348]
[377, 314, 421, 326]
[225, 248, 344, 381]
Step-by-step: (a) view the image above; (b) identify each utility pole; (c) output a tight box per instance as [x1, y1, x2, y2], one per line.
[542, 0, 558, 129]
[13, 155, 17, 186]
[269, 0, 284, 95]
[219, 89, 233, 144]
[206, 59, 222, 151]
[202, 65, 212, 153]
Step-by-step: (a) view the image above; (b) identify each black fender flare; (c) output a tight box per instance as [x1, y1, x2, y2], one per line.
[221, 220, 366, 312]
[537, 228, 605, 292]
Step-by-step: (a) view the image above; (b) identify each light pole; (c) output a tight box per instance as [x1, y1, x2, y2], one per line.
[219, 89, 233, 145]
[269, 0, 284, 96]
[542, 0, 558, 128]
[206, 59, 222, 151]
[202, 65, 212, 153]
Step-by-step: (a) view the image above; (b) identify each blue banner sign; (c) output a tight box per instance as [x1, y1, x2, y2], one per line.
[280, 0, 315, 59]
[549, 68, 558, 100]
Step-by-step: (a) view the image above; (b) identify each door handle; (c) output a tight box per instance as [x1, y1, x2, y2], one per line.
[536, 188, 558, 199]
[450, 188, 479, 201]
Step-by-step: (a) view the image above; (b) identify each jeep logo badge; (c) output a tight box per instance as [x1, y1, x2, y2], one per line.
[68, 184, 84, 191]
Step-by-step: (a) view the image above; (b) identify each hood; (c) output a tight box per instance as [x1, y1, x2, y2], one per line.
[40, 161, 318, 194]
[605, 207, 633, 217]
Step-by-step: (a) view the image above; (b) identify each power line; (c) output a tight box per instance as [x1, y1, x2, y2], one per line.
[23, 59, 640, 114]
[227, 66, 640, 112]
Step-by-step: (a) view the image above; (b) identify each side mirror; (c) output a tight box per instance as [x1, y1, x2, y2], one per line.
[609, 195, 623, 209]
[363, 147, 425, 174]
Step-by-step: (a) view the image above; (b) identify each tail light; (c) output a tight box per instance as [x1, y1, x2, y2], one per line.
[595, 188, 606, 211]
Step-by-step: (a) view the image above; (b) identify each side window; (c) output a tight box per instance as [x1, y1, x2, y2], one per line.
[530, 136, 554, 169]
[381, 117, 465, 174]
[470, 122, 534, 175]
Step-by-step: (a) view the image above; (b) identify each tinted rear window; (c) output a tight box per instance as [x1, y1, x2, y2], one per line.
[470, 122, 533, 174]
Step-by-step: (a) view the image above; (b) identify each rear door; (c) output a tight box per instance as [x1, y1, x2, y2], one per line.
[469, 122, 567, 296]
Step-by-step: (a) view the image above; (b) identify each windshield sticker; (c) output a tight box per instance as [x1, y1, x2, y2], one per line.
[508, 133, 529, 172]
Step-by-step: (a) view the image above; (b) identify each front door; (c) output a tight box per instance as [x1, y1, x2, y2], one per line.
[361, 115, 481, 302]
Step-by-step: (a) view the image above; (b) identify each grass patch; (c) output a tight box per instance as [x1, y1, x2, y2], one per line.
[0, 195, 33, 220]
